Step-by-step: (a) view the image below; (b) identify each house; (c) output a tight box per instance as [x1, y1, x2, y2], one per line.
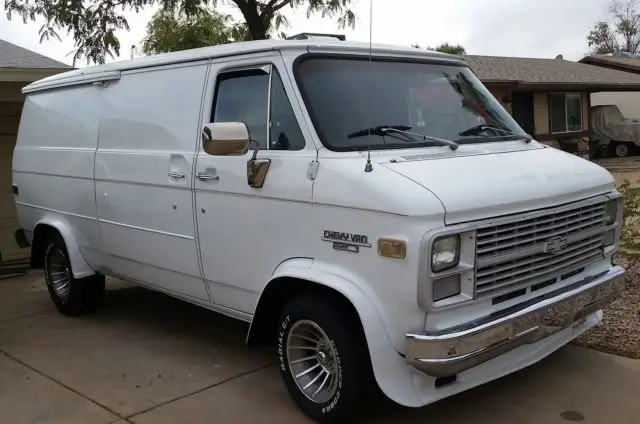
[464, 54, 640, 154]
[0, 39, 71, 263]
[578, 54, 640, 119]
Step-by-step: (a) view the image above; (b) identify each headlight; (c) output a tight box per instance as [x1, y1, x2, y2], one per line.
[605, 199, 619, 225]
[431, 234, 460, 272]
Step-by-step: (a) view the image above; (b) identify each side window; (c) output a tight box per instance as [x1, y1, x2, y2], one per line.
[213, 70, 269, 149]
[269, 70, 305, 151]
[212, 66, 305, 151]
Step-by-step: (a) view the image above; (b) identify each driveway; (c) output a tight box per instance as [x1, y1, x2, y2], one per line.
[1, 271, 639, 424]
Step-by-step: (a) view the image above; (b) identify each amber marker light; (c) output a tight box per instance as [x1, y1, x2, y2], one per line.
[377, 238, 407, 259]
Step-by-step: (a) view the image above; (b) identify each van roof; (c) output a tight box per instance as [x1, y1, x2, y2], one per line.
[22, 38, 467, 94]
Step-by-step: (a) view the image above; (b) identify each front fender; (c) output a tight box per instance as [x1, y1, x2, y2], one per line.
[35, 217, 95, 279]
[267, 258, 424, 407]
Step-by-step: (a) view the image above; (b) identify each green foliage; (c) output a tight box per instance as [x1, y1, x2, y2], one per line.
[430, 42, 466, 55]
[412, 42, 466, 55]
[4, 0, 356, 65]
[587, 0, 640, 55]
[141, 8, 249, 54]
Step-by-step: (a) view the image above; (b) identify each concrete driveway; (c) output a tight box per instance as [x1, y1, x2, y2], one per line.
[1, 271, 639, 424]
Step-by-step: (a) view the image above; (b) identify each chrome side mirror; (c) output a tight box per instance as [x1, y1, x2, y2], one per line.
[247, 157, 271, 188]
[202, 122, 250, 156]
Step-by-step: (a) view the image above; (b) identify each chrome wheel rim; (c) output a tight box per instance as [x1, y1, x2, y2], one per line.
[48, 247, 71, 299]
[286, 320, 339, 404]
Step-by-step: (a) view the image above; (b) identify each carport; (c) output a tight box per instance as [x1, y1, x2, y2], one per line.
[0, 39, 70, 263]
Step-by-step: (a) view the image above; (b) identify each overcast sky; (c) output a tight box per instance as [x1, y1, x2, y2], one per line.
[0, 0, 612, 67]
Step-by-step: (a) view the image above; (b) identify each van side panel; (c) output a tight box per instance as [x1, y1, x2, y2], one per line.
[94, 62, 209, 301]
[12, 85, 102, 267]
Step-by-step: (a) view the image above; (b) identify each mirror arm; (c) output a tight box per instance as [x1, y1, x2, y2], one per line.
[249, 138, 260, 160]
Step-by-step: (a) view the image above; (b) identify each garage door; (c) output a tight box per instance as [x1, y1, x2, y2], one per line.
[0, 135, 29, 262]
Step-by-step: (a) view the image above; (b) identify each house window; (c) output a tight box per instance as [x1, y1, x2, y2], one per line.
[549, 93, 582, 133]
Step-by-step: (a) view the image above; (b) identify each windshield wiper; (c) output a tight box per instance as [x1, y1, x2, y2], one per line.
[459, 124, 532, 143]
[348, 125, 459, 150]
[347, 125, 411, 138]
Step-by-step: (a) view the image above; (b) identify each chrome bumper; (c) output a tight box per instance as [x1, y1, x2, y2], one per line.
[406, 267, 625, 377]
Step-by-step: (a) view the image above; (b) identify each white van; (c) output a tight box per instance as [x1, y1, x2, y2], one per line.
[12, 36, 625, 422]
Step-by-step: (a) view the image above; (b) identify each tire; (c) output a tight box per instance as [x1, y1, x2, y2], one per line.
[614, 142, 631, 158]
[276, 295, 376, 423]
[43, 232, 105, 316]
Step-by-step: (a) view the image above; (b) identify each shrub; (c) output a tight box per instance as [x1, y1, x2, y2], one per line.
[617, 180, 640, 267]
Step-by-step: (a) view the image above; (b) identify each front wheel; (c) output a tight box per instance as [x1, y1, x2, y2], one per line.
[276, 296, 376, 423]
[614, 142, 632, 157]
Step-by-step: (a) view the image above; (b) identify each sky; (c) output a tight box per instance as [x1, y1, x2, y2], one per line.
[0, 0, 614, 67]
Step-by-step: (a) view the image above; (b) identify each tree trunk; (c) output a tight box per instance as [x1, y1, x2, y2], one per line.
[236, 0, 269, 40]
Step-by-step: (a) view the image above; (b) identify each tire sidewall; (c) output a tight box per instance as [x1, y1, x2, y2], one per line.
[44, 237, 71, 306]
[277, 303, 352, 421]
[615, 143, 629, 157]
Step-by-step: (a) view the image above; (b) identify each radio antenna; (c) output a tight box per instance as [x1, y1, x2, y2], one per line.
[368, 0, 373, 62]
[363, 0, 374, 173]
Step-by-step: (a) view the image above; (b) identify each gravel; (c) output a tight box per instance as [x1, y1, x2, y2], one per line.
[573, 255, 640, 360]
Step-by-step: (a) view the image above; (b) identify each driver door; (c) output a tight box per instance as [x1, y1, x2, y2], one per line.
[194, 54, 317, 314]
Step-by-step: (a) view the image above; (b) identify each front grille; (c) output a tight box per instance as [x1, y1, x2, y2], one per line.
[475, 200, 608, 299]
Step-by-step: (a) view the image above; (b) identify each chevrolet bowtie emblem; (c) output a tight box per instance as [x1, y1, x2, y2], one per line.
[543, 236, 568, 255]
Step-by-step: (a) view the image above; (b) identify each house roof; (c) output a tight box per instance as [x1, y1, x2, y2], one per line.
[578, 55, 640, 74]
[0, 39, 71, 69]
[465, 54, 640, 92]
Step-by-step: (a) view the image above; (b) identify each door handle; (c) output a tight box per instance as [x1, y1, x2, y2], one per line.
[168, 171, 185, 179]
[196, 172, 220, 181]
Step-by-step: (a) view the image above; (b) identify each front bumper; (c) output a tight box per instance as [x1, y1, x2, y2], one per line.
[405, 266, 625, 377]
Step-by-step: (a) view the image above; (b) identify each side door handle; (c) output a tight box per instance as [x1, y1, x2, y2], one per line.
[196, 172, 220, 181]
[168, 171, 185, 179]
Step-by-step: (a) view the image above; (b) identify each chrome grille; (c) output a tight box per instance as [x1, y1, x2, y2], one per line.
[475, 200, 607, 298]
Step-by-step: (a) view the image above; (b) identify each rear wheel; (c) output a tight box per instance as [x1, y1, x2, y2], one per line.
[44, 233, 105, 316]
[276, 295, 376, 423]
[599, 143, 611, 158]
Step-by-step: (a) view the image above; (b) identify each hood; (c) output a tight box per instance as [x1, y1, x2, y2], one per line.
[381, 143, 615, 224]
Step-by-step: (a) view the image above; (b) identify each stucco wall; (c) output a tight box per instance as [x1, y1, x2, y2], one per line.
[533, 92, 549, 134]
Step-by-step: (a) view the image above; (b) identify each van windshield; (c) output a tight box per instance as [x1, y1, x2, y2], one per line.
[294, 57, 529, 151]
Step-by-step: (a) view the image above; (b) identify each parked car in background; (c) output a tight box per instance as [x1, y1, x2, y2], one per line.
[591, 104, 640, 158]
[12, 35, 626, 423]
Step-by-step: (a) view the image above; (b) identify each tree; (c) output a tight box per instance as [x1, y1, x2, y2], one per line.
[412, 42, 466, 55]
[141, 7, 250, 54]
[587, 0, 640, 55]
[430, 42, 466, 55]
[4, 0, 356, 65]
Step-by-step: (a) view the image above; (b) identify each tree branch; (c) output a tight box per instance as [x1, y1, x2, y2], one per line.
[269, 0, 295, 13]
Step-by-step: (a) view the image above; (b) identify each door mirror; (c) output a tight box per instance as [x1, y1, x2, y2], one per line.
[247, 158, 271, 188]
[202, 122, 250, 156]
